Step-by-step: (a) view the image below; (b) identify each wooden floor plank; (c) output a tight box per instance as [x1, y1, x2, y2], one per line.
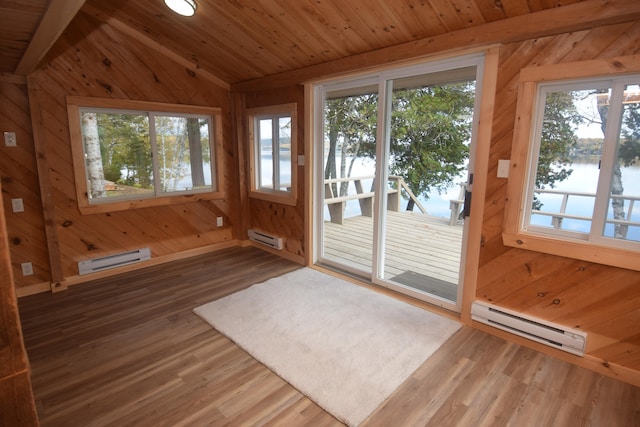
[18, 246, 640, 426]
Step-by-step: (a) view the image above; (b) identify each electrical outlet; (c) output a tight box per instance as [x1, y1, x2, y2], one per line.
[21, 262, 33, 276]
[4, 131, 17, 147]
[11, 198, 24, 213]
[216, 217, 223, 227]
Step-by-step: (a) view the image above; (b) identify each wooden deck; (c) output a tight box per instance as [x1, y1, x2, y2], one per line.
[323, 211, 463, 300]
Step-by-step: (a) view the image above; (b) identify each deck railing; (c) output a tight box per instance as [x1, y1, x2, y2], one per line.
[532, 188, 640, 238]
[324, 175, 463, 225]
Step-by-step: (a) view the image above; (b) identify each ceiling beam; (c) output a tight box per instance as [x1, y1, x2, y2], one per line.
[232, 0, 640, 92]
[14, 0, 86, 75]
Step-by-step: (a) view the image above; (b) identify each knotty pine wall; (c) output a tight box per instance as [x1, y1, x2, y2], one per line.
[237, 19, 640, 382]
[478, 21, 640, 378]
[5, 11, 239, 294]
[243, 86, 306, 262]
[0, 180, 38, 425]
[1, 0, 638, 385]
[0, 82, 51, 290]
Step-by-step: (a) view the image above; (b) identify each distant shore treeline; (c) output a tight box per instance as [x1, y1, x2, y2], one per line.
[573, 138, 603, 157]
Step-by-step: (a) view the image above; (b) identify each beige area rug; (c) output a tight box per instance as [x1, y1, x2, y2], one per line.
[194, 268, 461, 427]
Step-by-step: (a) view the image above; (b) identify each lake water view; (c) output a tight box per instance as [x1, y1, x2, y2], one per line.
[263, 148, 640, 240]
[531, 160, 640, 241]
[324, 155, 467, 221]
[322, 155, 640, 241]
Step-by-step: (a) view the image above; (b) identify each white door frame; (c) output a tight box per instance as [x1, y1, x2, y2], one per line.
[310, 52, 490, 313]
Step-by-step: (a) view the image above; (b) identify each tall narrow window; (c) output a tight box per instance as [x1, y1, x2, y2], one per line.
[248, 103, 297, 205]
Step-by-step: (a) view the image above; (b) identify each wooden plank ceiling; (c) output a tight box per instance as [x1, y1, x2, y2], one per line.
[2, 0, 584, 84]
[0, 0, 50, 73]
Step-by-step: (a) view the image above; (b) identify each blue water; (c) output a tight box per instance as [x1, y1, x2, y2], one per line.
[531, 162, 640, 242]
[323, 156, 465, 221]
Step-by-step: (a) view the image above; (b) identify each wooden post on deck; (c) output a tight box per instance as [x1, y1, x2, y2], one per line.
[387, 176, 401, 212]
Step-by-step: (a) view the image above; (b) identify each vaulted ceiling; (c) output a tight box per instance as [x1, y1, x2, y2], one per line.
[0, 0, 634, 86]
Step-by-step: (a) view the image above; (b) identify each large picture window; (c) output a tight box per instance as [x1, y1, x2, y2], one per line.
[247, 103, 297, 205]
[67, 97, 224, 213]
[503, 56, 640, 270]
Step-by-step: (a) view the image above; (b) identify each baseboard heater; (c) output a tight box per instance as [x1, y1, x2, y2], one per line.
[78, 247, 151, 275]
[471, 301, 587, 356]
[248, 229, 284, 250]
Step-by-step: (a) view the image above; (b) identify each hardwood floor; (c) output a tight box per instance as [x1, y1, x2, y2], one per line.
[19, 247, 640, 426]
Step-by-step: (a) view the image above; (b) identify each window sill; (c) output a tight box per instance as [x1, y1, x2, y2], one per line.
[502, 232, 640, 272]
[78, 191, 225, 215]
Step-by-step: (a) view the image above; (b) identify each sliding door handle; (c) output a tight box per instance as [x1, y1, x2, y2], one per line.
[463, 190, 472, 218]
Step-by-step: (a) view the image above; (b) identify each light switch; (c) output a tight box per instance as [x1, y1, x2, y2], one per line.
[497, 159, 510, 178]
[21, 262, 33, 276]
[298, 155, 305, 166]
[4, 131, 17, 147]
[11, 198, 24, 213]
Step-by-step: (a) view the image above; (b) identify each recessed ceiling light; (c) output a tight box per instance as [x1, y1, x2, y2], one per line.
[164, 0, 197, 17]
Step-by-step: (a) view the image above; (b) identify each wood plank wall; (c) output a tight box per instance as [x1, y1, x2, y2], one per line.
[478, 21, 640, 376]
[15, 11, 238, 291]
[237, 19, 640, 381]
[1, 0, 638, 386]
[243, 86, 306, 262]
[0, 180, 38, 425]
[0, 82, 51, 291]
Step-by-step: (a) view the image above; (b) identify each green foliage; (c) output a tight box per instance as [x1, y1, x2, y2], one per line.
[324, 83, 474, 202]
[94, 114, 210, 193]
[324, 94, 378, 196]
[532, 91, 583, 210]
[620, 102, 640, 167]
[96, 113, 152, 188]
[102, 162, 122, 183]
[389, 83, 474, 198]
[155, 116, 209, 191]
[537, 91, 581, 188]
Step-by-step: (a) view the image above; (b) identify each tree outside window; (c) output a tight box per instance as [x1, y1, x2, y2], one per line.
[67, 97, 223, 214]
[79, 109, 214, 202]
[525, 78, 640, 245]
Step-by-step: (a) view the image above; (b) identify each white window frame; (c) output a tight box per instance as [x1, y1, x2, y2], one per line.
[523, 77, 640, 248]
[247, 103, 298, 206]
[67, 97, 225, 214]
[503, 55, 640, 271]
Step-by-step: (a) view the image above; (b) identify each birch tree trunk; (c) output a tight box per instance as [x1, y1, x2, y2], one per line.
[81, 112, 105, 199]
[610, 165, 627, 238]
[597, 91, 626, 238]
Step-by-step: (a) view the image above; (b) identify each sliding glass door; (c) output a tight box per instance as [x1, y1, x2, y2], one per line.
[314, 55, 485, 312]
[320, 80, 379, 274]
